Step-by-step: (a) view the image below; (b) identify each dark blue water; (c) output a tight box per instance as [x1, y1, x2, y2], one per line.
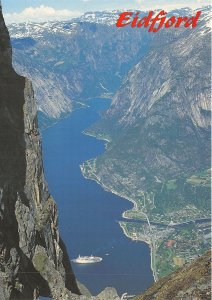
[41, 99, 154, 296]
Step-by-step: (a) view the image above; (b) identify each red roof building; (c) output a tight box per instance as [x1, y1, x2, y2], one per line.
[166, 240, 176, 248]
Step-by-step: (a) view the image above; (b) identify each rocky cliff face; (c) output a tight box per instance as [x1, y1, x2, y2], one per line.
[8, 21, 152, 118]
[82, 7, 211, 224]
[0, 6, 122, 300]
[102, 15, 211, 178]
[90, 7, 211, 177]
[135, 250, 211, 300]
[1, 3, 211, 299]
[80, 10, 211, 282]
[0, 5, 80, 299]
[8, 9, 192, 119]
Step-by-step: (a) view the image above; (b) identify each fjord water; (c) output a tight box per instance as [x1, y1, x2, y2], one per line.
[41, 99, 154, 296]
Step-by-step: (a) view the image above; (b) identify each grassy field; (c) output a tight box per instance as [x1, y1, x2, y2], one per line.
[186, 169, 211, 187]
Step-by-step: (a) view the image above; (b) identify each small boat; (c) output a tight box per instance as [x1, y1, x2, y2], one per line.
[72, 255, 102, 264]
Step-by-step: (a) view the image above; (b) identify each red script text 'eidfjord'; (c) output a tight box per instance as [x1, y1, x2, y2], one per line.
[116, 10, 201, 32]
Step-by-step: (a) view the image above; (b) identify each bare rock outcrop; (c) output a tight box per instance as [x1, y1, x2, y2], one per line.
[0, 4, 80, 299]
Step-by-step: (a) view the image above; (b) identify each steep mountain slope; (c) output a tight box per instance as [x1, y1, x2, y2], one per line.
[8, 9, 204, 119]
[0, 7, 118, 300]
[0, 5, 81, 299]
[82, 7, 211, 222]
[0, 5, 122, 300]
[80, 7, 211, 280]
[135, 250, 211, 300]
[1, 4, 211, 299]
[8, 18, 151, 118]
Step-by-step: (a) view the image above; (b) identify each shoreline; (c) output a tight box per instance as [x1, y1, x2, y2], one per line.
[118, 221, 158, 282]
[80, 165, 147, 223]
[80, 164, 158, 282]
[80, 165, 211, 283]
[82, 131, 111, 143]
[80, 131, 210, 284]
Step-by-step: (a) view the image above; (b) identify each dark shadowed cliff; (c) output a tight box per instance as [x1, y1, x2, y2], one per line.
[0, 4, 122, 300]
[0, 4, 80, 299]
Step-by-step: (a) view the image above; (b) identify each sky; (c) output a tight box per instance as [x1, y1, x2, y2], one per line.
[2, 0, 210, 24]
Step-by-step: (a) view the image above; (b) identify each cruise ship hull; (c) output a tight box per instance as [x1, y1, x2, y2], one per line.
[72, 256, 102, 264]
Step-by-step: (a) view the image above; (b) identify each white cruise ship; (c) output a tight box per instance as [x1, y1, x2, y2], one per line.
[72, 255, 102, 264]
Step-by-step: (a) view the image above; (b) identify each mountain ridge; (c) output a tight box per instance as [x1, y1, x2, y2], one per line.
[7, 6, 211, 119]
[80, 7, 211, 281]
[0, 3, 211, 299]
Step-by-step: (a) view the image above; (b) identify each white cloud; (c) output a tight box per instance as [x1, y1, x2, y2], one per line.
[134, 0, 210, 11]
[4, 5, 82, 24]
